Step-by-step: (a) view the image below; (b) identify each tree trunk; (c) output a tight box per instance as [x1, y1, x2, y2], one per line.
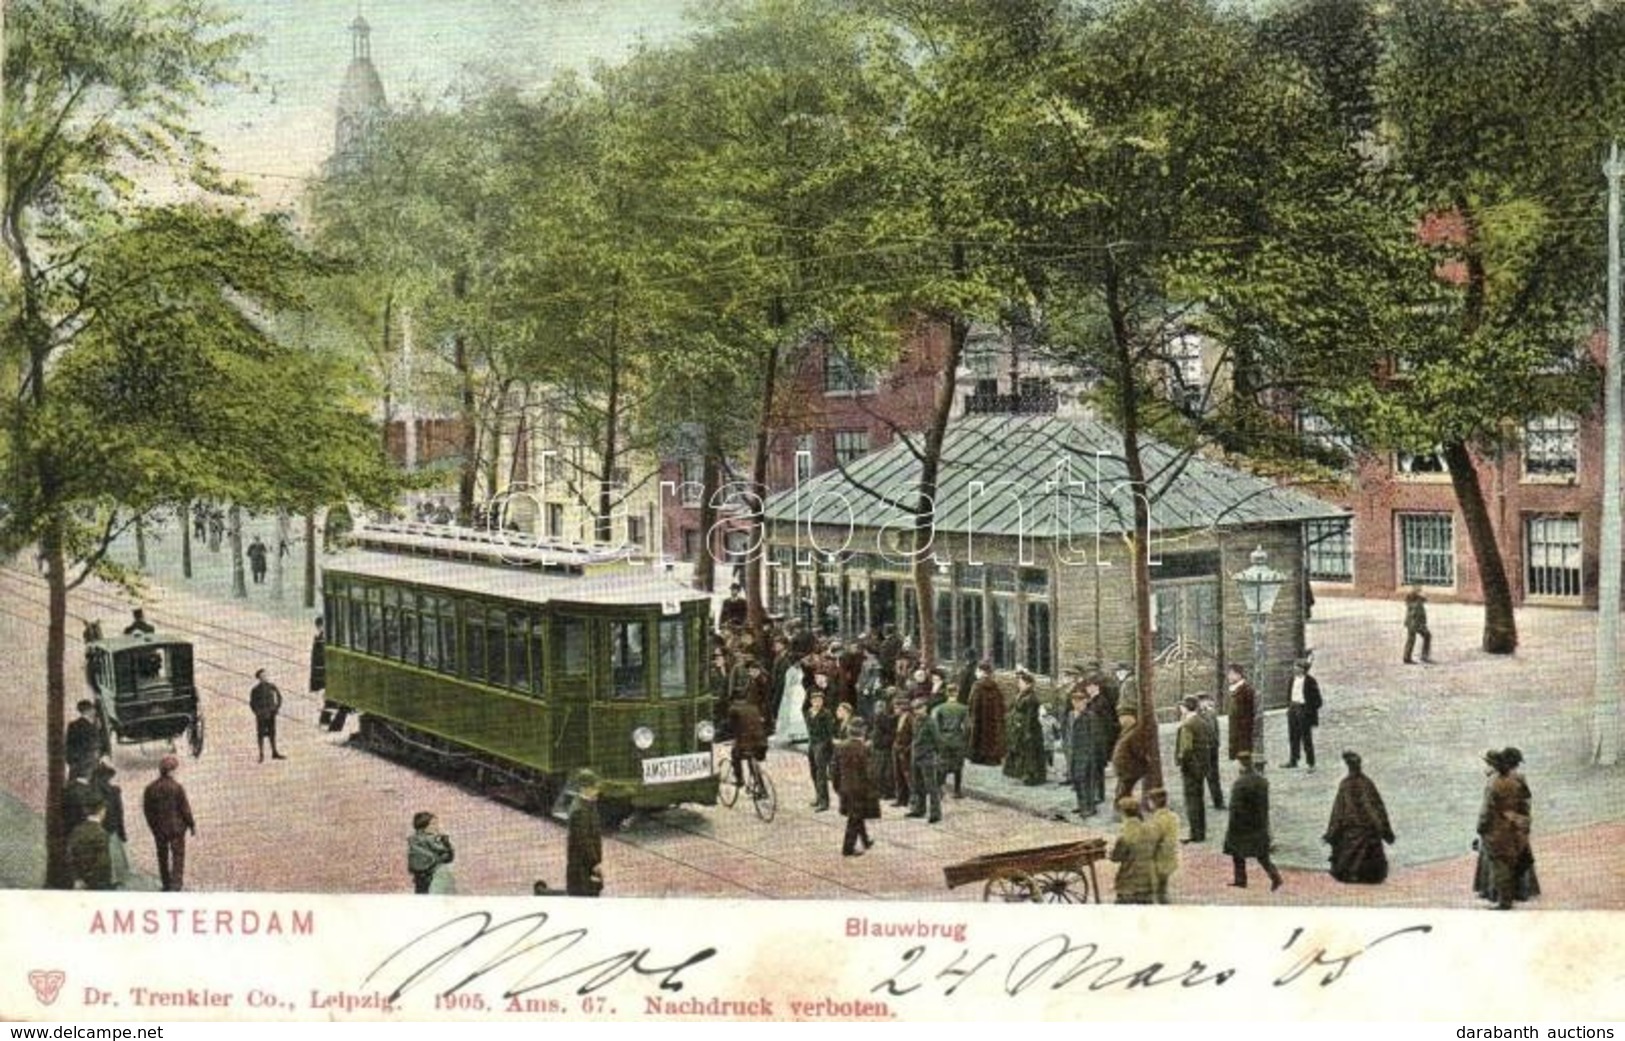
[913, 312, 971, 673]
[598, 273, 624, 544]
[181, 501, 193, 579]
[229, 504, 247, 599]
[746, 334, 782, 665]
[305, 511, 319, 610]
[43, 518, 71, 888]
[135, 515, 148, 571]
[695, 439, 721, 593]
[1443, 439, 1517, 653]
[1106, 258, 1164, 793]
[272, 508, 289, 602]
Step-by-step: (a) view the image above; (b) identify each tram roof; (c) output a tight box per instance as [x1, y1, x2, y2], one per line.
[324, 551, 711, 608]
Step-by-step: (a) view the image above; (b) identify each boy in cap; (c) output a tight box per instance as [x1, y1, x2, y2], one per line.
[567, 771, 604, 897]
[407, 811, 455, 895]
[142, 755, 195, 892]
[905, 697, 943, 823]
[805, 689, 835, 811]
[1109, 797, 1157, 904]
[1147, 788, 1181, 903]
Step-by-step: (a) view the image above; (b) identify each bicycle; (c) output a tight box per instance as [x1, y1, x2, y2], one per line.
[717, 751, 777, 822]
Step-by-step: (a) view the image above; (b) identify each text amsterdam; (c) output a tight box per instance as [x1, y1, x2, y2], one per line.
[89, 908, 315, 936]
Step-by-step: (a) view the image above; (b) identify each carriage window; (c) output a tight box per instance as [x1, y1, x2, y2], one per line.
[437, 599, 459, 676]
[382, 587, 402, 661]
[419, 595, 442, 671]
[609, 620, 646, 699]
[658, 618, 687, 699]
[557, 616, 590, 676]
[466, 606, 488, 682]
[399, 591, 420, 666]
[507, 611, 534, 696]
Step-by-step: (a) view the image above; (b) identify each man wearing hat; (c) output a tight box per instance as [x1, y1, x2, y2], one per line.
[1109, 797, 1157, 904]
[1147, 788, 1181, 903]
[1110, 705, 1149, 802]
[720, 583, 748, 630]
[931, 680, 971, 798]
[905, 698, 943, 823]
[832, 718, 880, 856]
[1225, 664, 1257, 767]
[249, 668, 287, 762]
[1223, 752, 1282, 891]
[1284, 658, 1323, 771]
[68, 793, 114, 891]
[1197, 693, 1226, 810]
[1403, 586, 1433, 664]
[1174, 696, 1214, 842]
[567, 771, 604, 897]
[805, 688, 836, 811]
[891, 692, 915, 808]
[967, 660, 1006, 767]
[65, 699, 103, 780]
[142, 755, 195, 892]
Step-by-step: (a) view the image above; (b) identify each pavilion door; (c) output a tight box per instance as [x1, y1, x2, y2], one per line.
[1151, 578, 1222, 713]
[870, 580, 898, 632]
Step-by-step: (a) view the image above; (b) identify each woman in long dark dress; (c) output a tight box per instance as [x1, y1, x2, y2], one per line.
[1002, 670, 1048, 786]
[1473, 747, 1539, 903]
[1322, 751, 1394, 883]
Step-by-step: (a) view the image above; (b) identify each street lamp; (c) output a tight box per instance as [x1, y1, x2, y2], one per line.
[1233, 545, 1287, 768]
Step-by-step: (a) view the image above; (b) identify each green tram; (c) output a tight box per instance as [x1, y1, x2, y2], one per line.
[322, 526, 719, 818]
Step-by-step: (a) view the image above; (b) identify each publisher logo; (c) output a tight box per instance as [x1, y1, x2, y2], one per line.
[28, 970, 66, 1005]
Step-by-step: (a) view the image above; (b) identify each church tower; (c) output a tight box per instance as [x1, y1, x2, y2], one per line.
[333, 14, 387, 170]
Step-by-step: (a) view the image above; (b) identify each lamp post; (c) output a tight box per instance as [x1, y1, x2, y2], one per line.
[1233, 545, 1287, 768]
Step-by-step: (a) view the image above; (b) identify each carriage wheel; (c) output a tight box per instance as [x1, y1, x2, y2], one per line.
[1029, 868, 1088, 904]
[749, 763, 777, 823]
[983, 872, 1038, 903]
[188, 715, 205, 757]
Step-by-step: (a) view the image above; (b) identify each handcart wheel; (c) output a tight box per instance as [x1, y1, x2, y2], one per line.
[983, 872, 1038, 903]
[1029, 868, 1088, 903]
[188, 715, 205, 757]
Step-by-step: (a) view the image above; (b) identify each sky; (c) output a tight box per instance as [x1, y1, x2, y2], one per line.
[197, 1, 693, 209]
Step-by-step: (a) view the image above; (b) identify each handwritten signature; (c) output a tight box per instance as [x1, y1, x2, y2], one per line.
[362, 911, 717, 1004]
[871, 924, 1433, 998]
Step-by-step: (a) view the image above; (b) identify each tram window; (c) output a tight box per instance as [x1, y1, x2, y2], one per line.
[382, 588, 402, 661]
[484, 612, 507, 688]
[399, 592, 419, 666]
[557, 616, 589, 675]
[365, 587, 384, 657]
[506, 611, 533, 696]
[658, 618, 686, 699]
[529, 628, 545, 696]
[419, 599, 442, 671]
[437, 599, 459, 676]
[347, 596, 365, 653]
[466, 607, 487, 682]
[609, 620, 646, 699]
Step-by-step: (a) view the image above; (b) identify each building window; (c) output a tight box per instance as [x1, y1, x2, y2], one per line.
[1396, 448, 1448, 475]
[1523, 414, 1579, 480]
[795, 434, 815, 485]
[546, 503, 565, 538]
[627, 516, 645, 547]
[681, 528, 699, 561]
[824, 351, 876, 394]
[1299, 411, 1354, 466]
[1399, 513, 1454, 587]
[834, 430, 870, 468]
[1525, 514, 1581, 598]
[1305, 518, 1354, 582]
[1025, 600, 1052, 677]
[678, 457, 703, 507]
[967, 344, 999, 380]
[1167, 335, 1204, 414]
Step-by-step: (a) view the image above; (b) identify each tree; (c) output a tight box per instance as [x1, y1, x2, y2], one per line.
[2, 2, 396, 887]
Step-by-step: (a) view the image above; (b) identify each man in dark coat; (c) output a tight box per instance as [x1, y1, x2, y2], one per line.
[891, 694, 914, 808]
[805, 690, 836, 812]
[1174, 696, 1213, 842]
[1059, 682, 1102, 817]
[931, 685, 970, 798]
[65, 699, 103, 779]
[1323, 750, 1394, 883]
[247, 535, 269, 584]
[1284, 658, 1323, 771]
[68, 796, 114, 891]
[1403, 586, 1433, 664]
[869, 691, 898, 800]
[1198, 693, 1225, 810]
[1226, 664, 1257, 765]
[142, 755, 195, 892]
[1477, 749, 1531, 910]
[1110, 706, 1149, 802]
[955, 650, 979, 703]
[905, 698, 943, 823]
[249, 668, 286, 762]
[719, 584, 748, 630]
[1223, 752, 1282, 890]
[566, 771, 605, 897]
[727, 692, 768, 787]
[965, 661, 1006, 766]
[832, 719, 880, 856]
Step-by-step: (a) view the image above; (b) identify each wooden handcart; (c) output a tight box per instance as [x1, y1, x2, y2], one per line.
[943, 838, 1108, 903]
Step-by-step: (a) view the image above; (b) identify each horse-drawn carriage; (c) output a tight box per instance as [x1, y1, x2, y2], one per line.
[84, 629, 204, 758]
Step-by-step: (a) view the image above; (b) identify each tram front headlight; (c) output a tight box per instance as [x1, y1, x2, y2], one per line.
[695, 720, 716, 743]
[631, 726, 655, 751]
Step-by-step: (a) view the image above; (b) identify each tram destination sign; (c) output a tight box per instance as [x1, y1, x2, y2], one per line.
[641, 752, 713, 785]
